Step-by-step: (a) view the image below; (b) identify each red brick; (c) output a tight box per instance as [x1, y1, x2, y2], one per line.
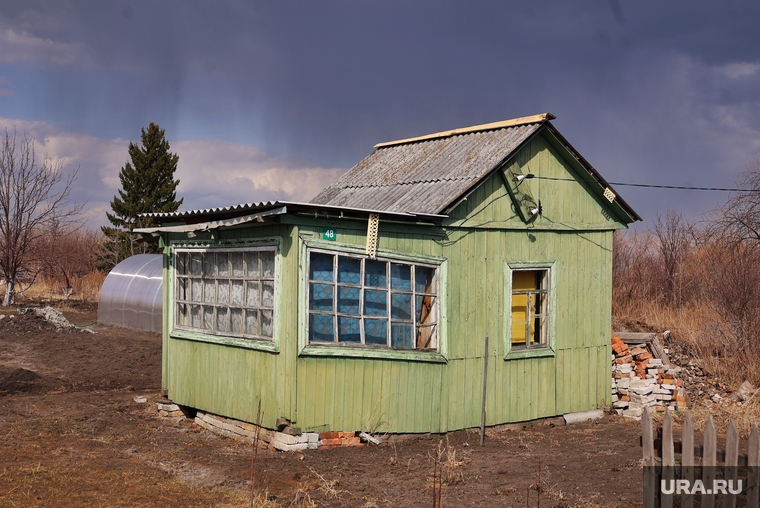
[621, 395, 630, 401]
[676, 380, 683, 387]
[630, 347, 647, 356]
[320, 438, 342, 446]
[341, 437, 361, 446]
[635, 352, 653, 361]
[337, 431, 355, 439]
[612, 336, 623, 345]
[319, 432, 340, 440]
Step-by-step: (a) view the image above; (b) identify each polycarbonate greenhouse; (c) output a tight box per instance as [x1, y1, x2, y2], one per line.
[98, 254, 163, 332]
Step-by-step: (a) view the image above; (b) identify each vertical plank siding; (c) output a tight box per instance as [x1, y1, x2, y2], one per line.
[164, 134, 620, 433]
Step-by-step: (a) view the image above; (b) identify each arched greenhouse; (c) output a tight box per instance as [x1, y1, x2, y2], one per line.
[97, 254, 163, 332]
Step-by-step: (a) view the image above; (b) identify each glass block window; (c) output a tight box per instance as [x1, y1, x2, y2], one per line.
[175, 247, 276, 340]
[307, 249, 439, 350]
[510, 269, 549, 349]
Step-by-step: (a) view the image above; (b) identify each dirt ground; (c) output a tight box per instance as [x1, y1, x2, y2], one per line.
[0, 300, 646, 507]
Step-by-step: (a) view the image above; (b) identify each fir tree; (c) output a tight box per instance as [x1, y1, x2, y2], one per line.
[99, 122, 183, 270]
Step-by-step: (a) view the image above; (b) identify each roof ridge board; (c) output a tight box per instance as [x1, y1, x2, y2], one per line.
[339, 176, 476, 189]
[374, 112, 556, 149]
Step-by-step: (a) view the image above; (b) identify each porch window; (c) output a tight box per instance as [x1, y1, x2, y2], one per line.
[174, 247, 276, 340]
[307, 249, 439, 350]
[510, 269, 549, 348]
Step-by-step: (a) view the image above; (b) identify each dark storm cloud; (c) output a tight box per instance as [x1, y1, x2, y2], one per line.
[1, 1, 759, 224]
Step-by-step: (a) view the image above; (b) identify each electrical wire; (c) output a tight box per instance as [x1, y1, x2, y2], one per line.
[533, 175, 757, 193]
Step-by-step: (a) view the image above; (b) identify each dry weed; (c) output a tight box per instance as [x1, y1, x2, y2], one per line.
[305, 465, 344, 499]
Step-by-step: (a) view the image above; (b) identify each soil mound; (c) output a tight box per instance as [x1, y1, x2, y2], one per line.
[1, 307, 73, 333]
[0, 367, 44, 394]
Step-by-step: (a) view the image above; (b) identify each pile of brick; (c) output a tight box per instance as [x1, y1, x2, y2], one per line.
[157, 405, 368, 451]
[611, 336, 687, 418]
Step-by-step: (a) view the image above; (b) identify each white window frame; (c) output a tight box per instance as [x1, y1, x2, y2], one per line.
[172, 245, 279, 348]
[306, 247, 439, 350]
[298, 237, 448, 363]
[504, 261, 556, 360]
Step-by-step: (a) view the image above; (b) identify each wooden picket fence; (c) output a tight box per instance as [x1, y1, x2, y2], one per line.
[642, 407, 760, 507]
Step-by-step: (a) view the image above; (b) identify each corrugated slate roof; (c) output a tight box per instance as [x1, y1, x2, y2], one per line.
[142, 112, 640, 225]
[310, 120, 543, 215]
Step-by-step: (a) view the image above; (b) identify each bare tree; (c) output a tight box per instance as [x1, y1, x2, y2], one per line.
[38, 225, 101, 300]
[714, 157, 760, 244]
[652, 211, 694, 306]
[0, 129, 83, 305]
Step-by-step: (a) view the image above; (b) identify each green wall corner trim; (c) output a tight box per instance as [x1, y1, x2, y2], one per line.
[170, 329, 280, 353]
[299, 345, 447, 363]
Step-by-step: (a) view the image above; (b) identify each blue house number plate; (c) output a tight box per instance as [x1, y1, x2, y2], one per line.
[322, 228, 336, 241]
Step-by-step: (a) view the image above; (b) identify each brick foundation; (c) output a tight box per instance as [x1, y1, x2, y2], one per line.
[157, 404, 367, 451]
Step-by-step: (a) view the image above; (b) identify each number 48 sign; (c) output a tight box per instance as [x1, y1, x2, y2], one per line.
[322, 228, 336, 241]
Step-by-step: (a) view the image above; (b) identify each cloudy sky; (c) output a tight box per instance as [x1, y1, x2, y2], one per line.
[1, 1, 759, 228]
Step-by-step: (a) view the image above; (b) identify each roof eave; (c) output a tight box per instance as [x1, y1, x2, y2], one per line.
[542, 123, 642, 223]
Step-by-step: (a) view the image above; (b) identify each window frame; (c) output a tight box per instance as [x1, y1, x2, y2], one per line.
[298, 237, 448, 363]
[504, 260, 556, 360]
[169, 238, 282, 354]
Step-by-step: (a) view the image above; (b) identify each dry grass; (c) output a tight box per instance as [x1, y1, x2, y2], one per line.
[615, 300, 760, 389]
[20, 272, 105, 303]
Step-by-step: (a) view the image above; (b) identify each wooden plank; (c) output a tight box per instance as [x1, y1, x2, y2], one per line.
[642, 407, 656, 508]
[682, 412, 695, 508]
[480, 336, 489, 446]
[661, 410, 674, 508]
[702, 416, 716, 508]
[748, 424, 760, 508]
[725, 419, 738, 508]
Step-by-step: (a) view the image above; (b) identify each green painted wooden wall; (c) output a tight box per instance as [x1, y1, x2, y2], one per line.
[163, 133, 622, 433]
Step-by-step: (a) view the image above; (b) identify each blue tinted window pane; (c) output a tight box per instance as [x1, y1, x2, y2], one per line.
[309, 283, 334, 311]
[364, 318, 388, 345]
[337, 286, 360, 315]
[363, 289, 388, 316]
[391, 323, 413, 348]
[338, 257, 361, 285]
[309, 313, 334, 342]
[338, 316, 361, 343]
[310, 252, 334, 282]
[364, 260, 387, 288]
[415, 266, 435, 293]
[391, 263, 411, 291]
[391, 293, 412, 320]
[415, 295, 435, 323]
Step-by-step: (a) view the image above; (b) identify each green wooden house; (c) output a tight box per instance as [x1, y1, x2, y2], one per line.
[137, 113, 640, 434]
